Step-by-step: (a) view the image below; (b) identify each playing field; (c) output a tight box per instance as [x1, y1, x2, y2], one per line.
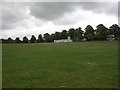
[2, 41, 118, 88]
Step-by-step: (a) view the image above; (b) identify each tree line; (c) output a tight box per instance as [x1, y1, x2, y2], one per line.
[1, 24, 120, 44]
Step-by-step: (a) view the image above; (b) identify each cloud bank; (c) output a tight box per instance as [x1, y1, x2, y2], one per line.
[1, 2, 118, 39]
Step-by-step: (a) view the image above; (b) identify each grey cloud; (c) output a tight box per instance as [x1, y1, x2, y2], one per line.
[80, 2, 118, 16]
[29, 2, 117, 22]
[29, 2, 76, 21]
[1, 2, 118, 30]
[118, 2, 120, 25]
[2, 2, 29, 30]
[72, 2, 117, 16]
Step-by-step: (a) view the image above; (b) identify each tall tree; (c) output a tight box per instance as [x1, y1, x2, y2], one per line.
[30, 35, 36, 43]
[2, 39, 9, 44]
[60, 30, 68, 39]
[54, 32, 61, 40]
[37, 34, 43, 43]
[44, 33, 51, 42]
[84, 25, 95, 41]
[68, 28, 76, 41]
[109, 24, 120, 39]
[75, 27, 84, 41]
[15, 37, 21, 43]
[95, 24, 108, 40]
[23, 36, 29, 43]
[7, 37, 14, 43]
[51, 34, 56, 42]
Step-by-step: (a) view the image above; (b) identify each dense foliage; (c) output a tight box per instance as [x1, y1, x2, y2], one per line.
[1, 24, 120, 43]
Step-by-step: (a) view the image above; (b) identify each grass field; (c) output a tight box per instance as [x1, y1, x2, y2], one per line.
[2, 41, 118, 88]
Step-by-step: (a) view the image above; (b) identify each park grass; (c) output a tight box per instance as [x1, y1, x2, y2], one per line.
[2, 41, 118, 88]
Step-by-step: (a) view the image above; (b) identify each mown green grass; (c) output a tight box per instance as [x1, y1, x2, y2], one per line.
[2, 41, 118, 88]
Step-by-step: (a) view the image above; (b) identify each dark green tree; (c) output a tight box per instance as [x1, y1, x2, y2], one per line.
[75, 27, 84, 41]
[23, 36, 29, 43]
[44, 33, 51, 42]
[84, 25, 95, 41]
[15, 37, 21, 43]
[30, 35, 36, 43]
[109, 24, 120, 39]
[51, 34, 56, 42]
[60, 30, 68, 39]
[2, 38, 10, 43]
[7, 37, 14, 43]
[37, 34, 43, 43]
[95, 24, 108, 40]
[54, 32, 61, 40]
[68, 28, 76, 41]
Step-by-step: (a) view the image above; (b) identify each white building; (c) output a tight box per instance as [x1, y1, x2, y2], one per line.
[107, 35, 115, 41]
[54, 36, 73, 43]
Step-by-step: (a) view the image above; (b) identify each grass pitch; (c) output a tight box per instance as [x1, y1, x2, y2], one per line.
[2, 41, 118, 88]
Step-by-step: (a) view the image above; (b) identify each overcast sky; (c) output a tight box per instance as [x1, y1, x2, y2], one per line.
[1, 0, 119, 39]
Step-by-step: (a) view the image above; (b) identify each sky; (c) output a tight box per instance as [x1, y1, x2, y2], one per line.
[0, 0, 119, 40]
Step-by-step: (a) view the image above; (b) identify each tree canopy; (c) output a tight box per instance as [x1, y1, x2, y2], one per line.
[23, 36, 29, 43]
[30, 35, 36, 43]
[2, 24, 120, 44]
[84, 25, 95, 41]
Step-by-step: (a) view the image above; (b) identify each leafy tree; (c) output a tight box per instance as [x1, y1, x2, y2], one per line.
[2, 24, 120, 43]
[54, 32, 61, 40]
[15, 37, 21, 43]
[30, 35, 36, 43]
[68, 28, 76, 41]
[2, 39, 8, 44]
[95, 24, 108, 40]
[7, 37, 14, 43]
[84, 25, 95, 41]
[23, 36, 29, 43]
[44, 33, 51, 42]
[60, 30, 68, 39]
[37, 34, 43, 43]
[51, 34, 56, 42]
[109, 24, 120, 39]
[75, 27, 84, 41]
